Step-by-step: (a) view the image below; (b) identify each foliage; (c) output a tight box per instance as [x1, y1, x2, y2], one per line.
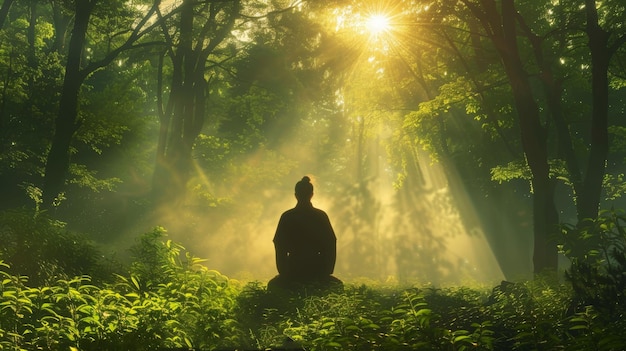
[559, 209, 626, 317]
[2, 228, 626, 350]
[557, 208, 626, 350]
[0, 229, 242, 351]
[490, 159, 570, 190]
[0, 209, 103, 286]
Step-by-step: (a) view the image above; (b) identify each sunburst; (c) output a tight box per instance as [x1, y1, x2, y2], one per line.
[365, 13, 391, 36]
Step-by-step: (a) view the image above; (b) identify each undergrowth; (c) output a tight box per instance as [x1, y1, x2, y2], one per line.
[1, 209, 625, 350]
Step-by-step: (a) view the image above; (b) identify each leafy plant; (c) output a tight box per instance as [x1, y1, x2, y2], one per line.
[2, 228, 626, 350]
[559, 209, 626, 350]
[0, 209, 103, 286]
[559, 209, 626, 315]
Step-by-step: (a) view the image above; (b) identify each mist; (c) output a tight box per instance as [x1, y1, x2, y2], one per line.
[98, 121, 527, 287]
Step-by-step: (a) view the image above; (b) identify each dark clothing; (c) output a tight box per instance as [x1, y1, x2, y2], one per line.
[267, 274, 343, 294]
[273, 201, 336, 280]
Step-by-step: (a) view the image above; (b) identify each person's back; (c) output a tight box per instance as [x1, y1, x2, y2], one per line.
[269, 176, 341, 292]
[274, 201, 335, 279]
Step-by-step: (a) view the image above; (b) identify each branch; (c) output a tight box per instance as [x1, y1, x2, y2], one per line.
[206, 55, 238, 77]
[81, 1, 172, 77]
[238, 3, 299, 21]
[194, 2, 218, 53]
[155, 2, 177, 60]
[127, 40, 168, 51]
[201, 0, 240, 57]
[609, 33, 626, 57]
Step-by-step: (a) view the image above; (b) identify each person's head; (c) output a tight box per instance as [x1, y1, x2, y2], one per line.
[295, 176, 314, 202]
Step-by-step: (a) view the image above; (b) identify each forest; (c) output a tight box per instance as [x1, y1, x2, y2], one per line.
[1, 0, 626, 350]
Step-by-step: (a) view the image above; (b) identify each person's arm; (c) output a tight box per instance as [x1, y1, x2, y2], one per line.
[322, 214, 337, 275]
[327, 237, 336, 275]
[273, 215, 289, 275]
[274, 242, 288, 275]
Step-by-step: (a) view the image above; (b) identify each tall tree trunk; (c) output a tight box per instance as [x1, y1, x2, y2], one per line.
[152, 0, 196, 204]
[465, 0, 559, 273]
[517, 13, 585, 215]
[501, 0, 559, 274]
[42, 1, 95, 208]
[577, 0, 611, 222]
[500, 58, 558, 274]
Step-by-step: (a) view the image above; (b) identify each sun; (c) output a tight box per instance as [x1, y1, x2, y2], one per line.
[330, 5, 403, 53]
[365, 14, 391, 35]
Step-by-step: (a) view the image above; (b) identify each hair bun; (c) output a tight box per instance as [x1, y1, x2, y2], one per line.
[295, 176, 314, 199]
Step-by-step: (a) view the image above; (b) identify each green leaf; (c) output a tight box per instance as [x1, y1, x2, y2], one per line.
[569, 325, 588, 330]
[454, 335, 472, 343]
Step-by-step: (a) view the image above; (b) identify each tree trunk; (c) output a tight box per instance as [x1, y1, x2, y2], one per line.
[518, 16, 584, 197]
[152, 0, 239, 204]
[466, 0, 559, 273]
[577, 1, 611, 222]
[501, 0, 559, 274]
[42, 1, 95, 208]
[152, 0, 196, 204]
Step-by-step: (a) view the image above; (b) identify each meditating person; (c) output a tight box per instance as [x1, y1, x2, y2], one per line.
[268, 176, 341, 291]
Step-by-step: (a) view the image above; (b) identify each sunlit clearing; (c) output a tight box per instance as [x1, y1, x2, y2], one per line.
[118, 119, 512, 286]
[365, 14, 391, 35]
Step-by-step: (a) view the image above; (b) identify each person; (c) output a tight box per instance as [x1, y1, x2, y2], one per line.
[268, 176, 341, 292]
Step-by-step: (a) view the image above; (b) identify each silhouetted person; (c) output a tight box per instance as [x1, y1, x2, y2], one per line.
[268, 176, 342, 292]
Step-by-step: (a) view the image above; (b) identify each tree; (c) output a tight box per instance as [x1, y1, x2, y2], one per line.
[42, 0, 162, 208]
[151, 0, 240, 204]
[0, 1, 64, 209]
[425, 0, 626, 273]
[576, 0, 626, 221]
[514, 0, 626, 226]
[461, 0, 559, 273]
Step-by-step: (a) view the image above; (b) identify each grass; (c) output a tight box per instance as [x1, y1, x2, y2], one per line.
[1, 260, 624, 351]
[2, 210, 626, 351]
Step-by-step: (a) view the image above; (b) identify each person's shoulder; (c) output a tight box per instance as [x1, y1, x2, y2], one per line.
[281, 208, 298, 217]
[312, 207, 329, 216]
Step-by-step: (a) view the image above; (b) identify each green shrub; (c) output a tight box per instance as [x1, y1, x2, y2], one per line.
[559, 208, 626, 350]
[0, 209, 103, 285]
[560, 209, 626, 315]
[122, 227, 244, 350]
[0, 228, 244, 351]
[3, 223, 626, 351]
